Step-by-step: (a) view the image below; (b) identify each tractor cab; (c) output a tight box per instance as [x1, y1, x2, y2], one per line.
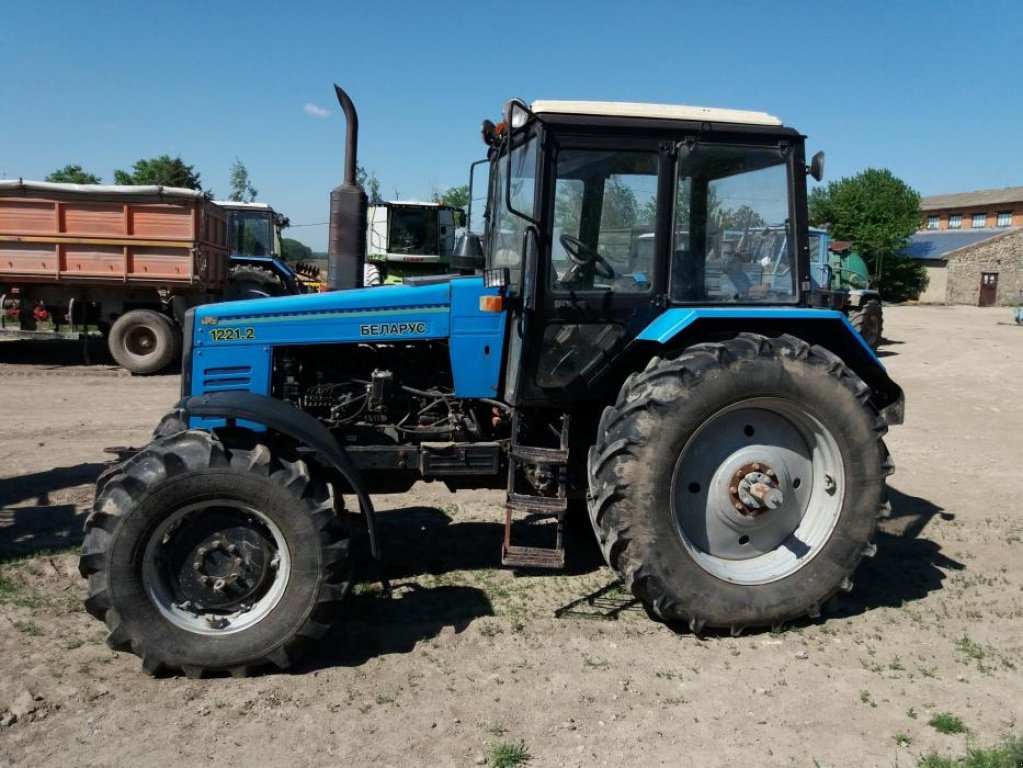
[477, 99, 813, 405]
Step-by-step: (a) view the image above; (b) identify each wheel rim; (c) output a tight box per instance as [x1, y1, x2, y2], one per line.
[670, 397, 844, 585]
[142, 502, 291, 635]
[125, 325, 158, 357]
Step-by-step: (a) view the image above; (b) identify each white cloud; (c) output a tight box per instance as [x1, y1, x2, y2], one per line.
[304, 103, 331, 118]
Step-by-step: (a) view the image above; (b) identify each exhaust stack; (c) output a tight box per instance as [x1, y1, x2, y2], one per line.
[327, 84, 367, 291]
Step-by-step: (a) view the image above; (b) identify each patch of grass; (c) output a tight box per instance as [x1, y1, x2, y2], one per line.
[889, 656, 906, 672]
[928, 712, 968, 735]
[917, 734, 1023, 767]
[860, 690, 876, 708]
[374, 693, 395, 705]
[0, 569, 46, 608]
[954, 636, 985, 661]
[582, 655, 609, 670]
[894, 732, 913, 747]
[14, 620, 43, 637]
[478, 622, 503, 638]
[487, 740, 531, 768]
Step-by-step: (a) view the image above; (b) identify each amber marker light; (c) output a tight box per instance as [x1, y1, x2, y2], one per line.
[479, 295, 504, 313]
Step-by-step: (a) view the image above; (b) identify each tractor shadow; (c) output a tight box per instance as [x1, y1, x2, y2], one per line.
[300, 503, 605, 671]
[875, 337, 904, 359]
[829, 485, 962, 620]
[0, 462, 104, 561]
[0, 338, 180, 373]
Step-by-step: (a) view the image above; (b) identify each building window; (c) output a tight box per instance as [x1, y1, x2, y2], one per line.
[997, 211, 1012, 227]
[948, 214, 961, 229]
[926, 215, 939, 230]
[971, 213, 986, 228]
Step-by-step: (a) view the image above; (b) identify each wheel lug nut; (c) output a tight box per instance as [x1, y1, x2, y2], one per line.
[752, 463, 761, 471]
[197, 547, 207, 557]
[734, 503, 744, 512]
[227, 544, 238, 554]
[729, 486, 738, 494]
[193, 561, 202, 571]
[234, 557, 243, 566]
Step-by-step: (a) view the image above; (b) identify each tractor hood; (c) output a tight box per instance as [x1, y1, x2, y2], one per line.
[183, 276, 506, 400]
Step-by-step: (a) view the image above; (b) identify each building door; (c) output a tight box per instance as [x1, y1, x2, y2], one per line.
[979, 272, 998, 306]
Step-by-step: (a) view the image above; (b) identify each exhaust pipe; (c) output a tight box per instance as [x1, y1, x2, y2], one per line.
[327, 84, 367, 291]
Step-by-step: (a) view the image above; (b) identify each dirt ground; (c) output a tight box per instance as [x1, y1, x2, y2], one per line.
[1, 305, 1020, 767]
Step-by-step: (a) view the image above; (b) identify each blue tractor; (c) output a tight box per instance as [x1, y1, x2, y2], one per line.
[81, 87, 904, 677]
[218, 201, 307, 299]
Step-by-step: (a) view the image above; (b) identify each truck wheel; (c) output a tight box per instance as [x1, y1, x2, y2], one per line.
[107, 309, 180, 374]
[848, 299, 883, 350]
[587, 333, 892, 633]
[79, 430, 350, 677]
[227, 265, 287, 300]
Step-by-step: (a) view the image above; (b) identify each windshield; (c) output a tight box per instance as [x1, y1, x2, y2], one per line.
[389, 207, 440, 255]
[671, 143, 796, 303]
[485, 133, 537, 290]
[227, 210, 274, 257]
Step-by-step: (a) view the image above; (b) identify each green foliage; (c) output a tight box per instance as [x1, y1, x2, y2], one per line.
[601, 177, 640, 228]
[113, 155, 203, 190]
[808, 168, 924, 300]
[486, 740, 531, 768]
[45, 164, 101, 184]
[717, 204, 767, 231]
[929, 712, 968, 735]
[356, 165, 383, 205]
[433, 184, 470, 210]
[280, 237, 312, 262]
[917, 734, 1023, 767]
[228, 158, 257, 202]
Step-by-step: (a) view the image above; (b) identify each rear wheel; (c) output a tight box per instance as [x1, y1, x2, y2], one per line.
[848, 299, 883, 350]
[226, 265, 287, 300]
[79, 431, 350, 676]
[587, 333, 892, 633]
[107, 309, 180, 374]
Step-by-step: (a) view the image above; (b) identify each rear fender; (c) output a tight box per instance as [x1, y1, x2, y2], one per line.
[177, 391, 381, 559]
[635, 308, 904, 425]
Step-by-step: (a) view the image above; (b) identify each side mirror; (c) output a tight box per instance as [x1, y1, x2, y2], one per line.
[807, 151, 825, 182]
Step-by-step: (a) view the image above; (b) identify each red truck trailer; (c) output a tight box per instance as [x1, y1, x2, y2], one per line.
[0, 181, 229, 373]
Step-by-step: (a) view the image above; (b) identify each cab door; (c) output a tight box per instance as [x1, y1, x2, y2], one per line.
[514, 138, 670, 406]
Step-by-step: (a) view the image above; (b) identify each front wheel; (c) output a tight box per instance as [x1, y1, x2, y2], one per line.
[587, 333, 892, 633]
[80, 431, 350, 676]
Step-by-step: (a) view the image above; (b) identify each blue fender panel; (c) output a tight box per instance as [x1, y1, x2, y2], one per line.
[637, 307, 882, 364]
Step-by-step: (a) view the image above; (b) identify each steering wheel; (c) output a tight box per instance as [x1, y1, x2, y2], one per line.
[559, 234, 615, 281]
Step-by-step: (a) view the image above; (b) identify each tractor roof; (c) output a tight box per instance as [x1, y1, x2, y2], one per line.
[530, 100, 783, 127]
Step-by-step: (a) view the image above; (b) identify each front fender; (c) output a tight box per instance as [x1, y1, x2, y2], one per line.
[177, 391, 381, 558]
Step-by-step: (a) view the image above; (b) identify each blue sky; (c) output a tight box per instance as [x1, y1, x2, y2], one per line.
[3, 0, 1021, 251]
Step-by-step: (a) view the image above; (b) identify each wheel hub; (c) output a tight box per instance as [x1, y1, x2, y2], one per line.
[168, 519, 275, 611]
[728, 462, 784, 516]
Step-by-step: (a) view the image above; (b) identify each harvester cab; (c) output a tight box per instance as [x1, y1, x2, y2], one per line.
[81, 85, 905, 678]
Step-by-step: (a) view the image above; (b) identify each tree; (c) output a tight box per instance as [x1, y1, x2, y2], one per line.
[809, 168, 924, 300]
[46, 164, 101, 184]
[280, 237, 312, 262]
[228, 158, 257, 202]
[717, 204, 767, 231]
[432, 184, 470, 210]
[356, 165, 383, 205]
[113, 155, 203, 190]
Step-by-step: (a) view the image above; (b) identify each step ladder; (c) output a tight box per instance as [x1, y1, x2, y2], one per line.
[502, 413, 570, 569]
